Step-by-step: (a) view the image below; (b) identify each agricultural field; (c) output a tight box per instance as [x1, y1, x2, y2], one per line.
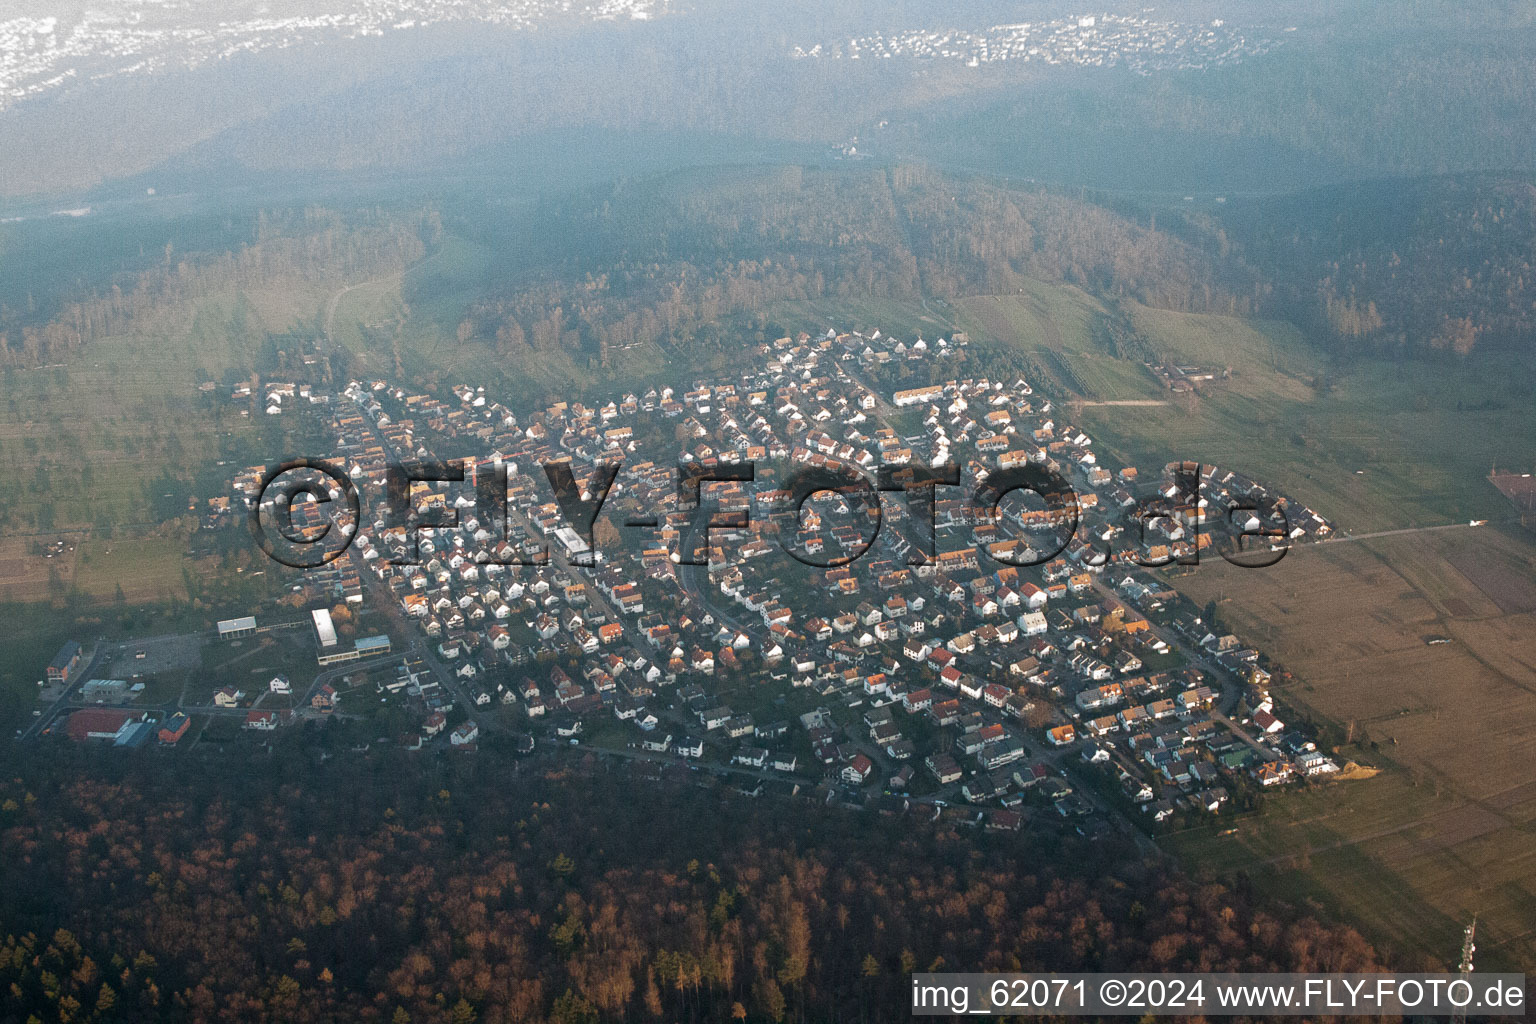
[760, 295, 949, 345]
[1077, 356, 1536, 534]
[0, 533, 84, 602]
[0, 287, 319, 533]
[0, 229, 405, 654]
[70, 535, 202, 603]
[0, 532, 199, 605]
[1168, 526, 1536, 971]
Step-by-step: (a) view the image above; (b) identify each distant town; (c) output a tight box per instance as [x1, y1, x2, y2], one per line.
[793, 14, 1283, 74]
[0, 0, 673, 112]
[29, 324, 1347, 837]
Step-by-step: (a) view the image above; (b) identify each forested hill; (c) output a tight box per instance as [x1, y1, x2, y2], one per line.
[1212, 175, 1536, 359]
[0, 752, 1388, 1024]
[0, 168, 1244, 376]
[417, 165, 1536, 368]
[454, 166, 1251, 364]
[0, 208, 436, 370]
[6, 166, 1534, 378]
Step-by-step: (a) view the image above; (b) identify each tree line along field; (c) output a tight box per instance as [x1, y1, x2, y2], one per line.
[1166, 527, 1536, 972]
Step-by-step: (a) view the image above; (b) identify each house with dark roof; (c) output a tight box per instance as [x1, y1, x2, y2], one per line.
[47, 641, 82, 684]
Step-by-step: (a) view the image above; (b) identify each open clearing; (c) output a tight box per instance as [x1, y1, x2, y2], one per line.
[959, 287, 1160, 401]
[71, 535, 195, 603]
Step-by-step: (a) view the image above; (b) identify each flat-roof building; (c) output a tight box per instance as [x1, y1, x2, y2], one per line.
[355, 635, 392, 656]
[217, 616, 258, 639]
[312, 608, 338, 648]
[316, 632, 392, 667]
[80, 679, 130, 702]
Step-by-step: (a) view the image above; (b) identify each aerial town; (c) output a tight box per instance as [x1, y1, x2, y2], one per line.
[31, 325, 1343, 836]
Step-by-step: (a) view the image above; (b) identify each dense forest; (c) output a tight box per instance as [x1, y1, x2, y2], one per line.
[0, 746, 1393, 1024]
[457, 164, 1536, 366]
[1212, 176, 1536, 359]
[455, 167, 1248, 365]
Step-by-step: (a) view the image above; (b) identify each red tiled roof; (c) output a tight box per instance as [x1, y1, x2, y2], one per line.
[66, 709, 137, 742]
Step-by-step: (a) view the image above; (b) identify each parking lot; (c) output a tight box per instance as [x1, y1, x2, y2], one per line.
[105, 632, 204, 680]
